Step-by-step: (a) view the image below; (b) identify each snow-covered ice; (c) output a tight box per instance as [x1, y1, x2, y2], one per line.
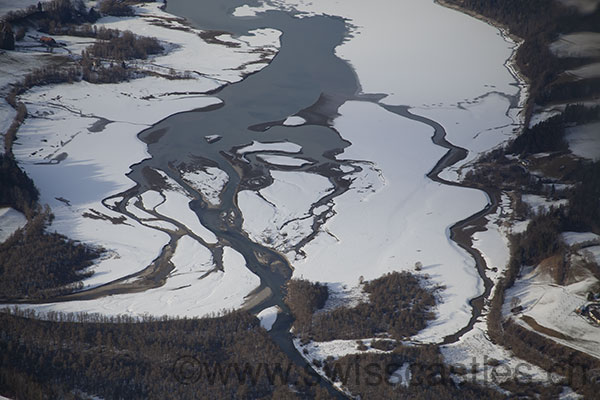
[237, 140, 302, 154]
[156, 188, 218, 244]
[283, 116, 306, 126]
[256, 154, 312, 167]
[182, 167, 229, 207]
[238, 170, 333, 253]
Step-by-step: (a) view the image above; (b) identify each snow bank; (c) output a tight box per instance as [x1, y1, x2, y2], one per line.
[257, 305, 280, 331]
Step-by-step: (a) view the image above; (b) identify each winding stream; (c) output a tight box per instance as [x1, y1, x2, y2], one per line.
[17, 0, 511, 396]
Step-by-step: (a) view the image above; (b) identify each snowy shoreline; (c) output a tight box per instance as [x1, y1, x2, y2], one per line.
[5, 1, 526, 341]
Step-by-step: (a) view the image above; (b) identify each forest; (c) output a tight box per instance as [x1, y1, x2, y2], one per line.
[445, 0, 600, 123]
[286, 272, 441, 343]
[0, 309, 332, 400]
[0, 208, 101, 300]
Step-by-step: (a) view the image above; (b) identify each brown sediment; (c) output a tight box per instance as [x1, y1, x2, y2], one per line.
[521, 315, 572, 340]
[242, 286, 273, 310]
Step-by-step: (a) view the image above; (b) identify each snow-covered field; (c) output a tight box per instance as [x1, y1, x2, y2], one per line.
[441, 320, 564, 387]
[503, 263, 600, 360]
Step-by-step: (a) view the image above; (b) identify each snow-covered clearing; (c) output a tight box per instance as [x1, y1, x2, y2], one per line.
[441, 320, 563, 387]
[388, 363, 411, 387]
[522, 194, 569, 214]
[317, 282, 369, 314]
[566, 62, 600, 80]
[294, 337, 391, 362]
[0, 207, 27, 243]
[562, 231, 600, 247]
[566, 122, 600, 161]
[550, 32, 600, 58]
